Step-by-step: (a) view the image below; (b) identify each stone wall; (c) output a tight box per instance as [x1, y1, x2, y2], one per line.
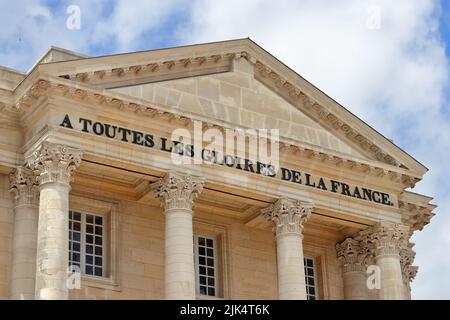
[67, 196, 344, 300]
[111, 59, 364, 158]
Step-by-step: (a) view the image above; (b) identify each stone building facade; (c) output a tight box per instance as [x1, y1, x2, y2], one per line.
[0, 39, 435, 300]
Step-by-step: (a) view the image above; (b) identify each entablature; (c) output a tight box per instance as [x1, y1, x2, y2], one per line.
[7, 74, 422, 193]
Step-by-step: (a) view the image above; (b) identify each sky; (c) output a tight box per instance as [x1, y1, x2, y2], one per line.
[0, 0, 449, 299]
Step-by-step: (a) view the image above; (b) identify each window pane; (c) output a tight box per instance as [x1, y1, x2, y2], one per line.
[85, 265, 93, 275]
[73, 212, 81, 221]
[73, 222, 81, 231]
[206, 239, 213, 247]
[86, 215, 94, 224]
[199, 247, 205, 256]
[198, 237, 205, 246]
[86, 255, 93, 264]
[95, 216, 103, 225]
[95, 257, 102, 266]
[95, 246, 102, 256]
[72, 253, 80, 262]
[86, 234, 93, 243]
[86, 224, 93, 234]
[95, 226, 102, 235]
[200, 276, 206, 285]
[94, 267, 102, 277]
[95, 236, 102, 245]
[207, 288, 215, 296]
[86, 245, 93, 254]
[207, 248, 214, 257]
[207, 267, 214, 277]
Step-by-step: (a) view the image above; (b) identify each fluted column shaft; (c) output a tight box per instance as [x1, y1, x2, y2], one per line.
[263, 198, 312, 300]
[27, 142, 82, 300]
[360, 222, 409, 300]
[336, 238, 369, 300]
[152, 172, 204, 300]
[9, 167, 39, 299]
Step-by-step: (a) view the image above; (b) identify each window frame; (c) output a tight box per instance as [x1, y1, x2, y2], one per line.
[193, 234, 219, 298]
[69, 210, 107, 278]
[304, 256, 319, 300]
[68, 195, 120, 292]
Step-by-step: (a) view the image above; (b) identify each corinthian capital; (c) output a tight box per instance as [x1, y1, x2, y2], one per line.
[262, 197, 313, 238]
[151, 171, 204, 211]
[400, 242, 418, 284]
[9, 166, 39, 206]
[336, 238, 369, 273]
[359, 221, 409, 257]
[26, 142, 83, 186]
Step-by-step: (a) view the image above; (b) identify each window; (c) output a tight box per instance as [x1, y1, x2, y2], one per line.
[69, 210, 106, 277]
[304, 257, 318, 300]
[194, 235, 218, 297]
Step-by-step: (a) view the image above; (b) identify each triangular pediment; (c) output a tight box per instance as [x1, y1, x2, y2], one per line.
[109, 70, 367, 159]
[31, 38, 426, 176]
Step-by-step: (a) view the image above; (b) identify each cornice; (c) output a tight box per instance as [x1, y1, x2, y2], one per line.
[60, 52, 239, 87]
[3, 39, 429, 177]
[13, 48, 405, 169]
[3, 74, 425, 191]
[399, 200, 436, 233]
[51, 49, 424, 174]
[253, 60, 400, 166]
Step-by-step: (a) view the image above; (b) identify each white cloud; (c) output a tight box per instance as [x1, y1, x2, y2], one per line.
[91, 0, 185, 51]
[0, 0, 109, 71]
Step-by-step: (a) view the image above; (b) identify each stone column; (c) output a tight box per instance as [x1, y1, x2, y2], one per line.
[27, 142, 82, 300]
[360, 221, 409, 300]
[262, 197, 312, 300]
[336, 238, 369, 300]
[400, 242, 418, 300]
[151, 172, 204, 300]
[9, 167, 39, 299]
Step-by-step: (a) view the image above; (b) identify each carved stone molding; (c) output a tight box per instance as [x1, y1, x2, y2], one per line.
[400, 242, 418, 284]
[359, 221, 410, 257]
[151, 171, 204, 211]
[9, 166, 39, 206]
[26, 142, 83, 186]
[262, 197, 313, 238]
[336, 238, 370, 273]
[12, 76, 421, 190]
[399, 200, 436, 232]
[254, 60, 403, 169]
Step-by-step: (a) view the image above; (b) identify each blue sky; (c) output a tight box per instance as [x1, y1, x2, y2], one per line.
[1, 0, 449, 299]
